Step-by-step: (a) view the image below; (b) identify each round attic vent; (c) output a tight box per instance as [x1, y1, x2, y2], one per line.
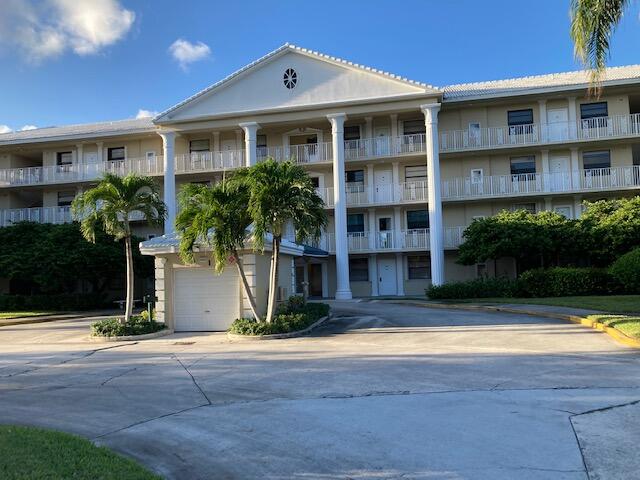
[283, 68, 297, 89]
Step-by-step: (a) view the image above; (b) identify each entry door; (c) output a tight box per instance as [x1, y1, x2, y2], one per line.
[377, 258, 397, 296]
[549, 156, 570, 191]
[84, 152, 99, 179]
[547, 108, 569, 141]
[378, 217, 393, 249]
[374, 127, 390, 156]
[374, 169, 392, 203]
[308, 263, 323, 297]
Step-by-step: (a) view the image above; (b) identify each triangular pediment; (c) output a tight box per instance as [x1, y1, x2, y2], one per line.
[157, 46, 439, 122]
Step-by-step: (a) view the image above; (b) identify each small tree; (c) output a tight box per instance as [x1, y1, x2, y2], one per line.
[72, 173, 166, 322]
[176, 182, 260, 320]
[232, 160, 327, 323]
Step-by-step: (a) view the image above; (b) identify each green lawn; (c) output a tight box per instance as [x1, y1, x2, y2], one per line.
[447, 295, 640, 314]
[0, 425, 160, 480]
[0, 312, 52, 320]
[589, 314, 640, 339]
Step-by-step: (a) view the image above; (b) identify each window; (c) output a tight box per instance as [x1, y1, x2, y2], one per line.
[57, 191, 75, 207]
[107, 147, 125, 162]
[257, 134, 267, 158]
[344, 126, 360, 141]
[513, 203, 537, 214]
[554, 206, 572, 218]
[469, 122, 481, 144]
[347, 213, 365, 233]
[510, 156, 536, 175]
[345, 170, 364, 183]
[405, 165, 427, 182]
[403, 119, 426, 136]
[583, 150, 611, 170]
[283, 68, 297, 89]
[508, 109, 534, 135]
[472, 215, 486, 221]
[407, 210, 429, 230]
[56, 151, 72, 165]
[408, 255, 430, 279]
[378, 217, 391, 231]
[349, 258, 369, 281]
[580, 102, 608, 120]
[189, 139, 210, 153]
[309, 177, 320, 188]
[470, 168, 484, 184]
[145, 151, 156, 161]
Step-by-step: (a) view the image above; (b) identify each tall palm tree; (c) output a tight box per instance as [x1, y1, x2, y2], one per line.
[232, 159, 328, 323]
[570, 0, 630, 91]
[175, 182, 260, 320]
[72, 173, 166, 322]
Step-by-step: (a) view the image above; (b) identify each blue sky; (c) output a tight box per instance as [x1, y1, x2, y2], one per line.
[1, 0, 639, 131]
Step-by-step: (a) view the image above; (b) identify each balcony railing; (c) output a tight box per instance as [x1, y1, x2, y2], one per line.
[0, 206, 72, 227]
[442, 165, 640, 200]
[321, 226, 465, 253]
[175, 150, 245, 173]
[323, 180, 428, 208]
[440, 113, 640, 152]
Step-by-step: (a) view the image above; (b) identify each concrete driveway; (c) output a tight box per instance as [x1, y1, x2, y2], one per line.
[0, 301, 639, 480]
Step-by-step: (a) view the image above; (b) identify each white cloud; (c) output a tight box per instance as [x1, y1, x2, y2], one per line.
[20, 125, 37, 131]
[0, 0, 135, 63]
[0, 125, 12, 134]
[135, 109, 158, 119]
[169, 39, 211, 70]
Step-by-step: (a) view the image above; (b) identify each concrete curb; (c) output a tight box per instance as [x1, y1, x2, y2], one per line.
[88, 328, 174, 342]
[227, 315, 331, 341]
[0, 311, 120, 327]
[384, 300, 640, 349]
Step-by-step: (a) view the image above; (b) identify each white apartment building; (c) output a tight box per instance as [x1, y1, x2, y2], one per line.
[2, 44, 640, 302]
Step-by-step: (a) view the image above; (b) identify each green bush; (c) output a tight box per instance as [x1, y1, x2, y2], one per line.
[610, 248, 640, 293]
[91, 315, 166, 337]
[229, 300, 330, 336]
[0, 293, 106, 311]
[426, 277, 522, 300]
[519, 267, 619, 297]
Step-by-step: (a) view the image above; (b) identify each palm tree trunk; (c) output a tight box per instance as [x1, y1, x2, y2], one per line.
[124, 235, 134, 323]
[265, 236, 281, 323]
[232, 251, 260, 321]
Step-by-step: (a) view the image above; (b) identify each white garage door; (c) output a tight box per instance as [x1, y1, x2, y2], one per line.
[173, 267, 240, 331]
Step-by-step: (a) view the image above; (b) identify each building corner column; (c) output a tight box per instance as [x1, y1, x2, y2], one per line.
[395, 252, 405, 296]
[159, 131, 177, 234]
[328, 112, 352, 300]
[538, 99, 548, 142]
[421, 103, 445, 286]
[239, 122, 260, 166]
[369, 253, 378, 297]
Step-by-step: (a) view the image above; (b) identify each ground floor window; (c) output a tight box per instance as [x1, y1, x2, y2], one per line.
[408, 255, 430, 279]
[349, 258, 369, 281]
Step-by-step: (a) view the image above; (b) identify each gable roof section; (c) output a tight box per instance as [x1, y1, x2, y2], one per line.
[443, 64, 640, 101]
[155, 44, 440, 122]
[0, 118, 155, 146]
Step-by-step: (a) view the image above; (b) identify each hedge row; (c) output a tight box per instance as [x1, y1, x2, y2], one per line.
[426, 267, 622, 300]
[0, 293, 107, 311]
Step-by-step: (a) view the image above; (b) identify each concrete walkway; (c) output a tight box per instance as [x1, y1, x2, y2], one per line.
[0, 310, 120, 327]
[0, 302, 639, 479]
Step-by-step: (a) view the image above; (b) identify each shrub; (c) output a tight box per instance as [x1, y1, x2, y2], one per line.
[91, 315, 166, 337]
[519, 267, 619, 297]
[610, 248, 640, 293]
[426, 277, 522, 300]
[0, 293, 106, 311]
[229, 301, 330, 336]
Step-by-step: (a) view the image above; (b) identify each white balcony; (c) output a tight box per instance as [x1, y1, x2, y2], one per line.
[440, 113, 640, 153]
[0, 206, 72, 227]
[175, 150, 245, 173]
[321, 226, 465, 253]
[322, 180, 428, 208]
[343, 134, 427, 162]
[442, 165, 640, 200]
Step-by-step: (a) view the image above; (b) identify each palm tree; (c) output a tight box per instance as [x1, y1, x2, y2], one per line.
[232, 159, 328, 323]
[72, 173, 166, 322]
[175, 182, 260, 320]
[570, 0, 630, 91]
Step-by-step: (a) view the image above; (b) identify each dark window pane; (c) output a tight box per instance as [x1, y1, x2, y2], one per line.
[57, 191, 75, 206]
[508, 109, 534, 126]
[403, 120, 426, 135]
[347, 214, 365, 233]
[256, 134, 267, 148]
[56, 151, 72, 165]
[510, 156, 536, 175]
[580, 102, 608, 120]
[344, 126, 360, 141]
[345, 170, 364, 183]
[408, 255, 430, 279]
[583, 150, 611, 170]
[107, 147, 125, 162]
[349, 258, 369, 281]
[190, 139, 210, 153]
[405, 165, 427, 180]
[513, 203, 537, 214]
[407, 210, 429, 230]
[310, 177, 319, 188]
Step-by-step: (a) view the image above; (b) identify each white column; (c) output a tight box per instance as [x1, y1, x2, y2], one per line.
[390, 114, 399, 154]
[366, 164, 375, 204]
[328, 112, 352, 300]
[568, 97, 577, 140]
[541, 149, 550, 192]
[421, 103, 445, 286]
[159, 131, 176, 234]
[235, 130, 242, 150]
[368, 208, 376, 250]
[212, 131, 220, 153]
[395, 252, 405, 296]
[538, 99, 547, 142]
[573, 195, 583, 219]
[76, 144, 83, 179]
[96, 142, 103, 163]
[393, 206, 403, 249]
[369, 254, 378, 297]
[570, 147, 580, 189]
[239, 122, 260, 166]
